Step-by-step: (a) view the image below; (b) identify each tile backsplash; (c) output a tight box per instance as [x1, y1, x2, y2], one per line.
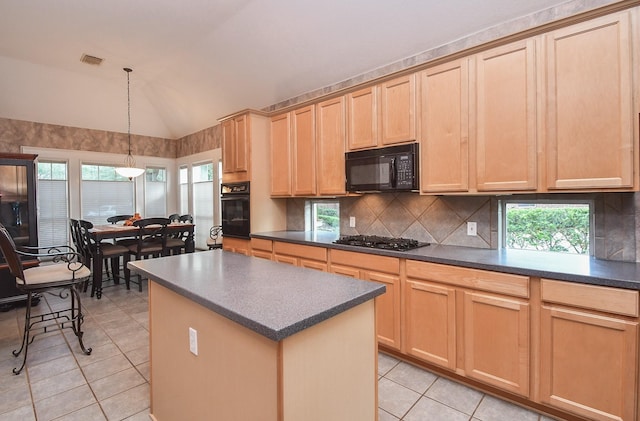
[287, 192, 638, 262]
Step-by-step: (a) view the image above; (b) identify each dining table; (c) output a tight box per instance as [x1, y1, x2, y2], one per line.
[89, 223, 195, 298]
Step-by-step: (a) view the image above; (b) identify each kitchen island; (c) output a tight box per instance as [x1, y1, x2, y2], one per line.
[128, 250, 385, 421]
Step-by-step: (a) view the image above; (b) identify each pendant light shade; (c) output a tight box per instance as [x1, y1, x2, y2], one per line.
[116, 67, 145, 180]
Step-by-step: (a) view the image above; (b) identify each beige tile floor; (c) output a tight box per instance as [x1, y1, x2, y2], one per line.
[0, 279, 559, 420]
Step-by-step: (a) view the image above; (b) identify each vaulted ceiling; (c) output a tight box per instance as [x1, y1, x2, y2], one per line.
[0, 0, 590, 140]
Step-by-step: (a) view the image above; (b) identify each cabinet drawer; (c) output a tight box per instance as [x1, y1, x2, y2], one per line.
[330, 250, 399, 274]
[251, 250, 273, 260]
[273, 241, 327, 262]
[541, 279, 639, 317]
[406, 261, 529, 298]
[250, 238, 273, 252]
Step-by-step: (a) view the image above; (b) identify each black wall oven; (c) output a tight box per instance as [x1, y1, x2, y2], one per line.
[221, 182, 250, 239]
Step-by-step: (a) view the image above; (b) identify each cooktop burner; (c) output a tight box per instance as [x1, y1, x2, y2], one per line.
[333, 235, 429, 252]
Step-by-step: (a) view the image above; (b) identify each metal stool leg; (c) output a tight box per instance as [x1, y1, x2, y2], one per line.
[12, 291, 33, 375]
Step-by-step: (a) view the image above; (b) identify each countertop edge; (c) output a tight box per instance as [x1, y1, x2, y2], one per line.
[251, 232, 640, 291]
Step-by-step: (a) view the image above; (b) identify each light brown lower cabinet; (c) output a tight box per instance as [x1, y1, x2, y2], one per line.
[539, 279, 639, 421]
[463, 291, 529, 396]
[330, 250, 401, 351]
[404, 261, 531, 397]
[258, 242, 640, 420]
[404, 279, 457, 369]
[250, 238, 273, 260]
[222, 237, 250, 255]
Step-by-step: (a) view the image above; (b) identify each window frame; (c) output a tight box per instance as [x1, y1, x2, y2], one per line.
[499, 198, 595, 256]
[305, 199, 340, 234]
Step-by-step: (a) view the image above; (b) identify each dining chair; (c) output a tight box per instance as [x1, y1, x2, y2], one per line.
[207, 225, 223, 250]
[0, 223, 92, 374]
[77, 219, 130, 296]
[107, 214, 133, 224]
[168, 213, 180, 223]
[165, 214, 194, 255]
[123, 217, 170, 291]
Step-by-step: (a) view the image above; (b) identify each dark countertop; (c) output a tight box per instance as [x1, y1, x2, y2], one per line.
[127, 251, 385, 341]
[251, 231, 640, 291]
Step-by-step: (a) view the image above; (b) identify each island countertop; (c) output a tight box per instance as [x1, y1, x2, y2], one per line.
[127, 250, 386, 341]
[251, 230, 640, 291]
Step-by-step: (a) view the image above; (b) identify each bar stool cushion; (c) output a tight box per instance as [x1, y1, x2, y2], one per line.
[19, 263, 91, 286]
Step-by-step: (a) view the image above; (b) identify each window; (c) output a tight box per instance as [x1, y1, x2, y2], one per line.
[179, 165, 189, 215]
[306, 200, 340, 233]
[37, 161, 69, 246]
[145, 167, 167, 217]
[192, 162, 214, 249]
[81, 164, 134, 225]
[501, 200, 592, 255]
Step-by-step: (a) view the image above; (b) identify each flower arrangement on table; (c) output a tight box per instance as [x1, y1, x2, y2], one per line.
[124, 213, 142, 226]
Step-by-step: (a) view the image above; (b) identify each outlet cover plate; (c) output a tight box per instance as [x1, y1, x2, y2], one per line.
[467, 222, 477, 236]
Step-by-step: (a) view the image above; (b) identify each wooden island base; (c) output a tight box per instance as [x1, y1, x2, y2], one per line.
[148, 281, 378, 421]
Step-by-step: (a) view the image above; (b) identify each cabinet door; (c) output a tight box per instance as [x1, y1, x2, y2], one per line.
[476, 39, 537, 191]
[222, 115, 249, 178]
[366, 271, 401, 350]
[233, 114, 249, 173]
[540, 305, 638, 420]
[270, 113, 292, 196]
[545, 12, 634, 190]
[379, 74, 416, 145]
[292, 105, 316, 196]
[316, 96, 346, 195]
[222, 119, 235, 174]
[404, 279, 456, 370]
[347, 86, 378, 150]
[419, 59, 469, 192]
[463, 292, 530, 397]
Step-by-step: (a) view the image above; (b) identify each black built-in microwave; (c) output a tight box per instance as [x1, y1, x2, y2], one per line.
[345, 143, 418, 192]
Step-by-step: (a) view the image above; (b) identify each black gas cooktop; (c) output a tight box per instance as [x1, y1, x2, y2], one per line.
[333, 235, 429, 252]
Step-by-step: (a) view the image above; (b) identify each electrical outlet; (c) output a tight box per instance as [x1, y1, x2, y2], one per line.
[349, 216, 356, 228]
[467, 222, 477, 236]
[189, 327, 198, 356]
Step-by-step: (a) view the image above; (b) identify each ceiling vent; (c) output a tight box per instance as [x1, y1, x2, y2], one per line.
[80, 54, 104, 66]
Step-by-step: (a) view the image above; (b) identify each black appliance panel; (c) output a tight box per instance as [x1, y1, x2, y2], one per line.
[221, 182, 250, 239]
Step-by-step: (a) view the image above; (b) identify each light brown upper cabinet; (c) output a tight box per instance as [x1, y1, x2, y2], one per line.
[316, 96, 347, 195]
[221, 113, 250, 182]
[347, 86, 378, 150]
[379, 74, 416, 145]
[270, 112, 292, 196]
[270, 106, 316, 197]
[475, 39, 538, 191]
[545, 11, 635, 190]
[291, 105, 316, 196]
[419, 58, 470, 192]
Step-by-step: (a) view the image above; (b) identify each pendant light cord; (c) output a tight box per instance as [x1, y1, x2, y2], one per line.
[124, 67, 133, 155]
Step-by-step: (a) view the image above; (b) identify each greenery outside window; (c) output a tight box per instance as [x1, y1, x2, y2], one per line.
[501, 200, 592, 255]
[306, 200, 340, 233]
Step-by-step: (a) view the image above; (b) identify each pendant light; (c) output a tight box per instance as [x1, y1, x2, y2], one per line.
[115, 67, 145, 180]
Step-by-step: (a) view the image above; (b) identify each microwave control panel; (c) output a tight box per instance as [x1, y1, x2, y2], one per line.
[395, 155, 414, 188]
